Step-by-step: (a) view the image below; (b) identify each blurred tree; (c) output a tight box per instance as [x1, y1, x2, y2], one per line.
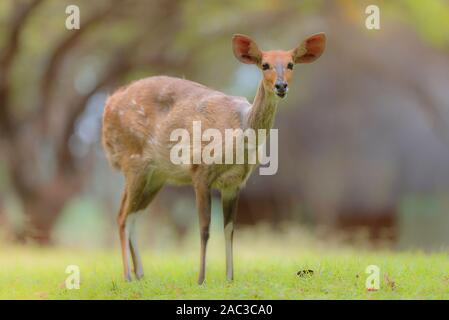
[0, 0, 191, 243]
[0, 0, 298, 244]
[2, 0, 448, 247]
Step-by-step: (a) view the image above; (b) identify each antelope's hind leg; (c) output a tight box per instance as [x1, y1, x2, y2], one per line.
[117, 191, 132, 281]
[117, 170, 164, 281]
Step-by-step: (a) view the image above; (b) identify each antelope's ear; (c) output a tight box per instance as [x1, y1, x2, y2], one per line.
[232, 34, 262, 64]
[291, 33, 326, 64]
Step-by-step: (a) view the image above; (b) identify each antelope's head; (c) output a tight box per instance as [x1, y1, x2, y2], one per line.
[232, 33, 326, 98]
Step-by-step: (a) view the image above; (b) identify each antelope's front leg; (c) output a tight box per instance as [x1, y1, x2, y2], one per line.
[194, 183, 212, 285]
[221, 189, 239, 281]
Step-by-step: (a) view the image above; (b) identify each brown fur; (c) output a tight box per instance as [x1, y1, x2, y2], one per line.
[102, 33, 326, 283]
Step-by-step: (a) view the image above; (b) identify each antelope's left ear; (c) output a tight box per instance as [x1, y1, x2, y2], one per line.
[291, 33, 326, 64]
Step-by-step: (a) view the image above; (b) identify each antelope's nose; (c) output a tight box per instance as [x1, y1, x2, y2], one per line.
[274, 82, 288, 92]
[274, 82, 288, 97]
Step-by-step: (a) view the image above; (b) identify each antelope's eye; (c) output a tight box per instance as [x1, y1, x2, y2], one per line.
[262, 63, 270, 70]
[287, 62, 294, 70]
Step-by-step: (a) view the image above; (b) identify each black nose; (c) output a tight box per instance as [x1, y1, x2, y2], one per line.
[275, 82, 288, 91]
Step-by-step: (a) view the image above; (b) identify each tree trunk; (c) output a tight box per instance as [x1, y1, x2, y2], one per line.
[20, 198, 65, 245]
[14, 174, 81, 245]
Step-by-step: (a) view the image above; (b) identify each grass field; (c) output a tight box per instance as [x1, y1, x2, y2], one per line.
[1, 227, 449, 299]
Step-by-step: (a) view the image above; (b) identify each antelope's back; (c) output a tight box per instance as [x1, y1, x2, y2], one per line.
[102, 75, 239, 171]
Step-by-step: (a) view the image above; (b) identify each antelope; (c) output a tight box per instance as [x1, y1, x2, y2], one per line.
[102, 33, 326, 283]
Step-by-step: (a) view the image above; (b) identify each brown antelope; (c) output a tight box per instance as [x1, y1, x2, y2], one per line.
[102, 33, 326, 283]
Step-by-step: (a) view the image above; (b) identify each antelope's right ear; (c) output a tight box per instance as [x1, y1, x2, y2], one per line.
[232, 34, 262, 64]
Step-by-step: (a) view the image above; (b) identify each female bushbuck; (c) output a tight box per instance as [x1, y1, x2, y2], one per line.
[102, 33, 326, 283]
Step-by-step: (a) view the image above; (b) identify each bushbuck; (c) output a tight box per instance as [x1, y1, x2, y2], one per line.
[102, 33, 326, 283]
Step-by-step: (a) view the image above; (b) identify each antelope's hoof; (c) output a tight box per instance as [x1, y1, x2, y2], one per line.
[136, 273, 144, 280]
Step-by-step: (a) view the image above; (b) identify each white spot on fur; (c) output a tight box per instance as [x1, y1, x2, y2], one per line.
[136, 106, 146, 116]
[147, 136, 157, 145]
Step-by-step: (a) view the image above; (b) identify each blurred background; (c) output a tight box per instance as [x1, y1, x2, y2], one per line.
[1, 0, 449, 251]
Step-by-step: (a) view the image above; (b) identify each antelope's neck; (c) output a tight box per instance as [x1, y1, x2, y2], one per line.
[247, 80, 279, 131]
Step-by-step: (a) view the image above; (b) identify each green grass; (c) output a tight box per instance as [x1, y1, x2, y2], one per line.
[1, 229, 449, 299]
